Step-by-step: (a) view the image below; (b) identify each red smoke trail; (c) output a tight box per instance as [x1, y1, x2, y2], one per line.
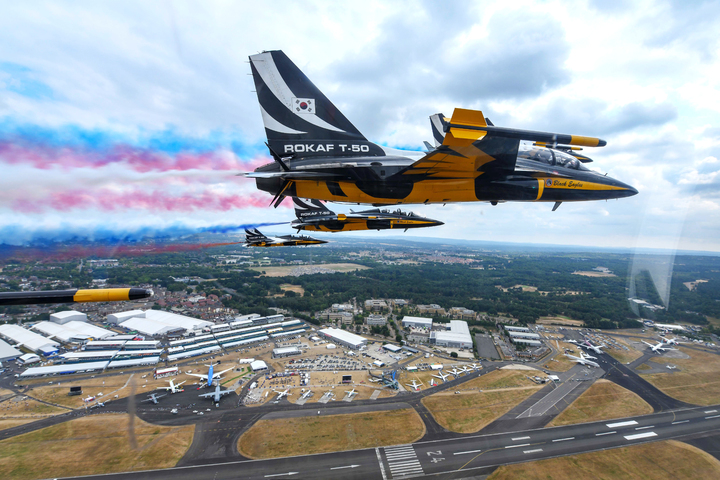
[0, 142, 269, 173]
[11, 189, 290, 213]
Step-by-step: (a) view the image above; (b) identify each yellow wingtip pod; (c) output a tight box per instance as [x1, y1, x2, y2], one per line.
[569, 135, 606, 147]
[444, 108, 488, 146]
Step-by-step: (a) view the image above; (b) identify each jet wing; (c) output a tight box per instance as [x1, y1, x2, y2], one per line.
[215, 367, 234, 377]
[402, 108, 605, 179]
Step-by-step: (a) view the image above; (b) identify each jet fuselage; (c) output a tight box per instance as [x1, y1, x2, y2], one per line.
[254, 151, 637, 206]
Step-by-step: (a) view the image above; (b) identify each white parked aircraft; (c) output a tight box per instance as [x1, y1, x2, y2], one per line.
[142, 392, 167, 404]
[406, 380, 423, 391]
[581, 340, 605, 355]
[642, 340, 677, 354]
[300, 390, 313, 400]
[160, 379, 186, 393]
[468, 363, 481, 371]
[187, 363, 233, 387]
[661, 337, 685, 346]
[432, 371, 451, 382]
[199, 384, 233, 403]
[564, 353, 600, 368]
[273, 388, 292, 400]
[344, 388, 358, 398]
[449, 368, 463, 377]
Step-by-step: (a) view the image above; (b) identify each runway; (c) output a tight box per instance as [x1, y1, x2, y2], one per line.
[58, 404, 720, 479]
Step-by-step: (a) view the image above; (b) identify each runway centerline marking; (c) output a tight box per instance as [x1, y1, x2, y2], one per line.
[524, 449, 543, 454]
[454, 449, 482, 455]
[264, 473, 299, 478]
[635, 425, 654, 430]
[705, 415, 720, 419]
[512, 436, 530, 441]
[672, 420, 689, 424]
[552, 437, 574, 442]
[704, 410, 717, 414]
[596, 431, 616, 436]
[330, 465, 360, 470]
[607, 420, 638, 428]
[505, 443, 531, 449]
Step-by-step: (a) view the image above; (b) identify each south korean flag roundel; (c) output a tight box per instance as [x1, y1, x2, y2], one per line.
[293, 97, 315, 114]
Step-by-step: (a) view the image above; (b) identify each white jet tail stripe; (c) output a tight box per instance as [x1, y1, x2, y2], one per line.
[251, 52, 347, 133]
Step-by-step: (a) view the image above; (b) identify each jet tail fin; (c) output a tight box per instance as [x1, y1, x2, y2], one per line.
[293, 197, 335, 219]
[249, 50, 385, 159]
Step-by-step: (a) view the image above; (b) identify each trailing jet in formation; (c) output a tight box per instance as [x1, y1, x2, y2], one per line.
[242, 50, 637, 213]
[564, 351, 600, 368]
[199, 383, 233, 403]
[642, 340, 677, 354]
[291, 197, 443, 232]
[160, 379, 185, 394]
[187, 363, 233, 387]
[244, 228, 327, 247]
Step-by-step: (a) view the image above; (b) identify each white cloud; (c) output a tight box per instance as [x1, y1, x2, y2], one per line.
[0, 1, 719, 250]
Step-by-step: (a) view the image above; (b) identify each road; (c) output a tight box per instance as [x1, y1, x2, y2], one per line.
[59, 404, 720, 480]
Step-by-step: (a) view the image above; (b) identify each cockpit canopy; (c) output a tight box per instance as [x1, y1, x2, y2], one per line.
[518, 145, 589, 171]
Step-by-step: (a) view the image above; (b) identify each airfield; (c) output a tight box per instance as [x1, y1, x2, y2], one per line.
[1, 325, 720, 479]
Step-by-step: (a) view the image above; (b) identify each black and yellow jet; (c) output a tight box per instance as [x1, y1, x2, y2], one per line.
[244, 228, 327, 247]
[243, 50, 637, 210]
[291, 197, 443, 232]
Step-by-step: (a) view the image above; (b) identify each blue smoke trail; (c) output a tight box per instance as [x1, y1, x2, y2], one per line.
[0, 222, 290, 247]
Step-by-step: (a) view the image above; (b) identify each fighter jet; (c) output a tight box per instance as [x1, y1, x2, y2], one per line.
[160, 379, 186, 394]
[243, 50, 637, 211]
[142, 392, 167, 404]
[244, 228, 327, 247]
[405, 379, 423, 391]
[642, 340, 677, 354]
[199, 383, 233, 403]
[291, 197, 443, 232]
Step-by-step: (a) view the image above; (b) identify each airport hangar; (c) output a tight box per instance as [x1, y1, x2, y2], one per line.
[0, 324, 60, 355]
[318, 328, 367, 349]
[0, 339, 23, 362]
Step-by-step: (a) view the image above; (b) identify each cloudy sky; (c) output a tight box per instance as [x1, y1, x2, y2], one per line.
[1, 0, 719, 251]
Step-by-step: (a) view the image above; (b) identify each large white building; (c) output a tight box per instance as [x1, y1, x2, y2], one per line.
[318, 328, 367, 349]
[112, 309, 213, 336]
[50, 310, 87, 324]
[32, 321, 114, 343]
[402, 316, 433, 329]
[430, 320, 473, 349]
[0, 324, 60, 354]
[0, 339, 22, 362]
